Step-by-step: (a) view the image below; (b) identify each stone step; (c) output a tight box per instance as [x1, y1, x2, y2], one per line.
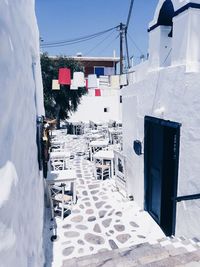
[62, 240, 200, 267]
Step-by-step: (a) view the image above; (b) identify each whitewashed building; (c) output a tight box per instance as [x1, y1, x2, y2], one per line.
[0, 1, 45, 266]
[122, 0, 200, 238]
[68, 56, 122, 124]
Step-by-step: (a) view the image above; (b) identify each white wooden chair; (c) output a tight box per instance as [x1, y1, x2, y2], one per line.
[94, 158, 110, 180]
[51, 159, 65, 171]
[48, 184, 73, 220]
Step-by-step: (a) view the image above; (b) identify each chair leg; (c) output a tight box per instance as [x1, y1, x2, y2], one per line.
[62, 187, 65, 220]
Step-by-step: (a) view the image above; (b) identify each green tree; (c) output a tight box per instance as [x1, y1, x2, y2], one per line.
[40, 53, 87, 128]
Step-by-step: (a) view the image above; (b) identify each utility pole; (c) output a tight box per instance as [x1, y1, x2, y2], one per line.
[119, 23, 125, 75]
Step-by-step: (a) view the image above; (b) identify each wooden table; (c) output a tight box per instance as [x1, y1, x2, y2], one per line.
[89, 140, 109, 161]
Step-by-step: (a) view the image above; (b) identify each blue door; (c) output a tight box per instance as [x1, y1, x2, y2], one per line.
[144, 116, 180, 236]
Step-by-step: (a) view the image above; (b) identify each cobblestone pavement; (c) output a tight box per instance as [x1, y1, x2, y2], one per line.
[44, 136, 165, 267]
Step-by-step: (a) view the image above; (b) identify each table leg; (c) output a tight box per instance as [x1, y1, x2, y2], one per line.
[71, 181, 76, 204]
[89, 147, 92, 161]
[111, 159, 114, 179]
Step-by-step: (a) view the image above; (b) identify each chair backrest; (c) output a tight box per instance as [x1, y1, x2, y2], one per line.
[51, 159, 65, 171]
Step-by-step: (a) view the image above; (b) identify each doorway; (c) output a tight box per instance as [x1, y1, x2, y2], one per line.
[144, 116, 181, 236]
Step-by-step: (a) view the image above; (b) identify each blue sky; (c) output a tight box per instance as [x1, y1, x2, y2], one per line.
[35, 0, 158, 61]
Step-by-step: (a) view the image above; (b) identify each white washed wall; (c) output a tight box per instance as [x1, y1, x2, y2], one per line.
[122, 64, 200, 238]
[69, 92, 122, 123]
[0, 1, 44, 266]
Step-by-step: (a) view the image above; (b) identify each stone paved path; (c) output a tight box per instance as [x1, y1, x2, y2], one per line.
[44, 136, 165, 267]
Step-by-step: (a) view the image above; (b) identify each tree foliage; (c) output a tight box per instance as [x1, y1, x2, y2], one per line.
[40, 53, 87, 122]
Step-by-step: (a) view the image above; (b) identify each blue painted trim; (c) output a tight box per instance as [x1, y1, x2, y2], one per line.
[148, 2, 200, 32]
[174, 3, 200, 17]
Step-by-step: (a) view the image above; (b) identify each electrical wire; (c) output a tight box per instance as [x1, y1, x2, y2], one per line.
[84, 29, 117, 56]
[41, 26, 118, 48]
[97, 33, 120, 56]
[126, 0, 135, 30]
[127, 33, 145, 56]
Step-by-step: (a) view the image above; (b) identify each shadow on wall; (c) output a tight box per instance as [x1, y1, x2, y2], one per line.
[43, 207, 53, 267]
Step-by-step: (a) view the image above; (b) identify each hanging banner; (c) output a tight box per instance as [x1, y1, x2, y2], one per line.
[52, 79, 60, 90]
[110, 75, 120, 88]
[120, 74, 128, 86]
[58, 68, 71, 85]
[73, 72, 85, 87]
[99, 75, 109, 87]
[85, 78, 88, 90]
[70, 79, 78, 90]
[95, 89, 101, 96]
[88, 74, 98, 88]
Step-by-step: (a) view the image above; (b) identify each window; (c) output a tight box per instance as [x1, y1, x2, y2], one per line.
[104, 107, 110, 113]
[94, 67, 104, 77]
[120, 95, 122, 103]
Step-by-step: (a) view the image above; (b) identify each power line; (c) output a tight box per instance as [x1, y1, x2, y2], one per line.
[128, 33, 144, 56]
[84, 29, 117, 56]
[126, 0, 135, 30]
[124, 0, 135, 69]
[98, 34, 120, 56]
[41, 26, 118, 48]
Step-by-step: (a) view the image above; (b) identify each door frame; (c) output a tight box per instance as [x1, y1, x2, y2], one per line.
[144, 116, 181, 236]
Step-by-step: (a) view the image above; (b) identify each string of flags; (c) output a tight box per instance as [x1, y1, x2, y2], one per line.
[52, 68, 128, 95]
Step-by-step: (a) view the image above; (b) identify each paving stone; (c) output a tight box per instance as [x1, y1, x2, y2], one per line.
[71, 215, 83, 223]
[109, 239, 119, 249]
[102, 218, 112, 228]
[82, 191, 88, 196]
[93, 223, 101, 233]
[72, 209, 80, 214]
[116, 234, 131, 244]
[82, 197, 90, 201]
[85, 201, 91, 207]
[105, 205, 112, 209]
[137, 235, 146, 239]
[85, 209, 94, 215]
[64, 231, 80, 238]
[99, 210, 107, 218]
[109, 230, 114, 234]
[89, 247, 94, 251]
[76, 224, 88, 230]
[91, 190, 99, 195]
[79, 204, 84, 209]
[79, 179, 84, 185]
[130, 221, 139, 228]
[88, 216, 96, 222]
[84, 233, 105, 245]
[116, 219, 120, 223]
[115, 211, 122, 217]
[92, 196, 98, 201]
[95, 201, 106, 209]
[63, 224, 71, 229]
[62, 246, 74, 256]
[108, 209, 115, 216]
[88, 184, 100, 189]
[77, 239, 85, 245]
[114, 224, 125, 232]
